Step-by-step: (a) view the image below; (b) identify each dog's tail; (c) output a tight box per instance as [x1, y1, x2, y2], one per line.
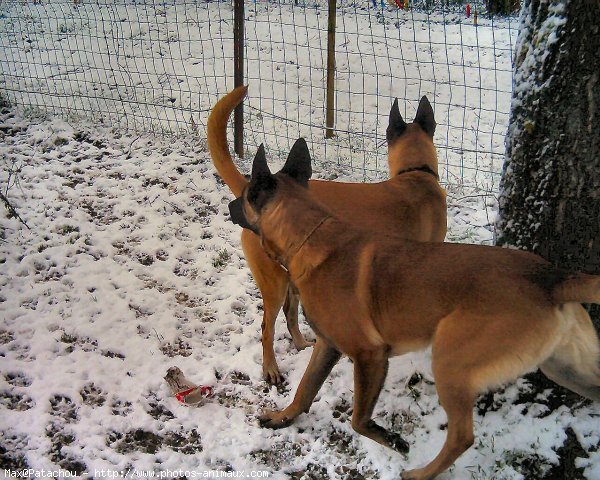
[553, 273, 600, 304]
[207, 86, 248, 198]
[540, 272, 600, 401]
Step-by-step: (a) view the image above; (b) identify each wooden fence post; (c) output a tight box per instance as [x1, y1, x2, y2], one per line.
[325, 0, 336, 139]
[233, 0, 245, 157]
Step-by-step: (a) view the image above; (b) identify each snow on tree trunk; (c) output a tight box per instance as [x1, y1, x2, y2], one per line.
[497, 0, 600, 327]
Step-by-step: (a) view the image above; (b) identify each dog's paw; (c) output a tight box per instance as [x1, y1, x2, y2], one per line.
[365, 420, 410, 454]
[384, 430, 410, 454]
[401, 468, 433, 480]
[258, 409, 294, 429]
[263, 364, 283, 385]
[293, 338, 315, 351]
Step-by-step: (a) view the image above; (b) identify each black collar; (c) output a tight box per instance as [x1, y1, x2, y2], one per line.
[396, 165, 439, 180]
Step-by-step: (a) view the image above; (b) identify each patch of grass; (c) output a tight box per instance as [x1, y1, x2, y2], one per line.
[22, 106, 48, 121]
[517, 371, 591, 417]
[251, 442, 303, 470]
[49, 395, 78, 423]
[0, 391, 34, 411]
[212, 248, 231, 269]
[174, 291, 202, 308]
[163, 429, 203, 454]
[57, 22, 76, 34]
[0, 432, 29, 469]
[107, 428, 203, 455]
[108, 429, 162, 455]
[497, 450, 551, 479]
[5, 372, 32, 387]
[110, 398, 133, 417]
[0, 92, 10, 109]
[80, 383, 107, 407]
[137, 252, 154, 266]
[160, 338, 192, 358]
[54, 136, 70, 147]
[544, 427, 588, 479]
[289, 463, 329, 480]
[60, 332, 79, 344]
[56, 225, 79, 236]
[144, 392, 175, 421]
[0, 329, 15, 344]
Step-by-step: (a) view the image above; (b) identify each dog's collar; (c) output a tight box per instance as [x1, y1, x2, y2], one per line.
[290, 215, 332, 262]
[265, 215, 332, 272]
[396, 165, 439, 180]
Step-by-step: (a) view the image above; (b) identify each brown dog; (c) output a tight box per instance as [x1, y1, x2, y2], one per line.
[208, 86, 447, 383]
[228, 145, 600, 480]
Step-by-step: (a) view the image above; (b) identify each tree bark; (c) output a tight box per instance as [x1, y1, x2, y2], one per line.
[497, 0, 600, 328]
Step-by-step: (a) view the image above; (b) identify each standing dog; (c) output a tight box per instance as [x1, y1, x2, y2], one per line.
[208, 86, 447, 383]
[228, 145, 600, 480]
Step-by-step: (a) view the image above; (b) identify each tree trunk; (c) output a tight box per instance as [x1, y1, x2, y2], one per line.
[497, 0, 600, 328]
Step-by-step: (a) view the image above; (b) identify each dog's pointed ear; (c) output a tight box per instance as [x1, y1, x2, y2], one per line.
[386, 98, 407, 145]
[280, 138, 312, 187]
[251, 144, 272, 181]
[414, 96, 436, 138]
[248, 144, 277, 210]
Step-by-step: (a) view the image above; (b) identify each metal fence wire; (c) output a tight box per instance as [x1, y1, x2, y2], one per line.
[0, 0, 517, 192]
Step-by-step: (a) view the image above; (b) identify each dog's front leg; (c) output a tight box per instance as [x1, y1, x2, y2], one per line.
[351, 349, 409, 454]
[259, 337, 341, 429]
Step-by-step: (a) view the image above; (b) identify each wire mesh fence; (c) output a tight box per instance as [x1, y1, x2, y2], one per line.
[0, 0, 518, 193]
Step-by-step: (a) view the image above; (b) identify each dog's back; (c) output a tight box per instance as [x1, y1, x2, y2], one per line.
[309, 231, 600, 399]
[309, 174, 446, 242]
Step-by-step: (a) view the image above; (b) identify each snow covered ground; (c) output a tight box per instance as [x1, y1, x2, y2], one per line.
[2, 104, 600, 479]
[2, 0, 600, 478]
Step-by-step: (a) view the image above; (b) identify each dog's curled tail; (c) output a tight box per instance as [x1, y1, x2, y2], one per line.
[553, 273, 600, 304]
[207, 85, 249, 198]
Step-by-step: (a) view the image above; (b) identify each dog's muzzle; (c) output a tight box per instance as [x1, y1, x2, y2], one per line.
[228, 197, 258, 233]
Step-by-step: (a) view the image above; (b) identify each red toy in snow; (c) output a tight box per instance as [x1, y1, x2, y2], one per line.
[164, 366, 213, 407]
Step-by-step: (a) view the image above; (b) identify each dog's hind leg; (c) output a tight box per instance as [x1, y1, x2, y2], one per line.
[351, 349, 409, 453]
[403, 339, 479, 480]
[540, 303, 600, 401]
[259, 337, 341, 429]
[402, 377, 475, 480]
[284, 283, 313, 351]
[402, 310, 517, 480]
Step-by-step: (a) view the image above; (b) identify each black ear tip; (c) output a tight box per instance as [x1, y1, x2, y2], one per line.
[255, 144, 267, 159]
[293, 137, 308, 148]
[252, 144, 269, 174]
[389, 98, 402, 121]
[414, 97, 436, 137]
[281, 137, 312, 185]
[288, 138, 310, 160]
